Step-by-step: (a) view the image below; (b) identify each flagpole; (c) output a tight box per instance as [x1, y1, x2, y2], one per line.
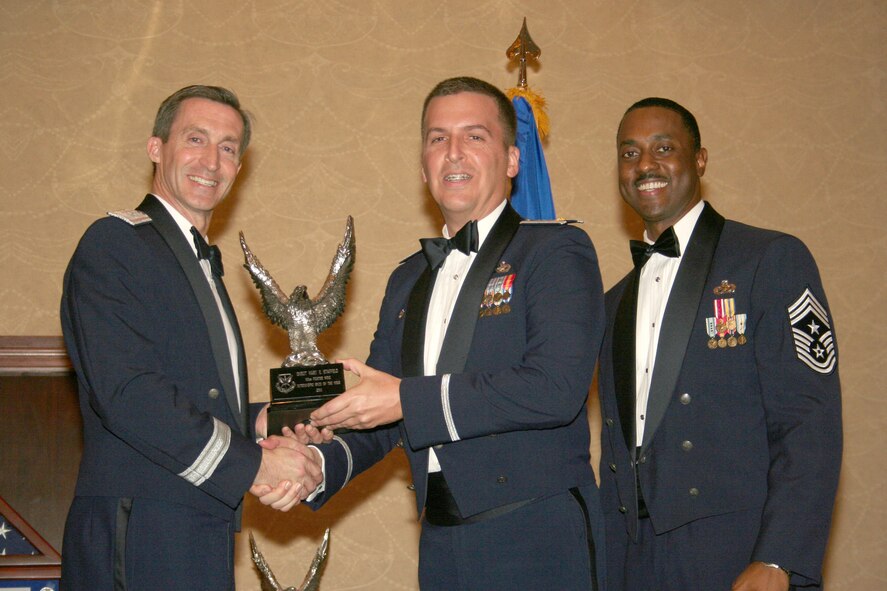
[506, 18, 556, 220]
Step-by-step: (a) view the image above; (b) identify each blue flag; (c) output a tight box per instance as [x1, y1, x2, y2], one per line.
[510, 96, 555, 219]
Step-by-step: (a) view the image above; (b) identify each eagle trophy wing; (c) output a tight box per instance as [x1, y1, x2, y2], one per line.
[249, 529, 330, 591]
[240, 231, 290, 328]
[311, 216, 355, 334]
[249, 532, 285, 591]
[298, 528, 330, 591]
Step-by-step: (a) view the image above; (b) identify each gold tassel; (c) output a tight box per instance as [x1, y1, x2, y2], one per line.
[507, 86, 550, 140]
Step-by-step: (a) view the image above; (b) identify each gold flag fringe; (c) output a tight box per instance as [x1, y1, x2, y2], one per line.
[506, 86, 550, 140]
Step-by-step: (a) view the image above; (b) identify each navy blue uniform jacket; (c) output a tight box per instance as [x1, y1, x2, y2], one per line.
[599, 203, 842, 587]
[309, 203, 605, 520]
[61, 195, 261, 523]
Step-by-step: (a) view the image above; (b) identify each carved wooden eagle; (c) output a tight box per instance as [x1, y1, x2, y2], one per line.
[240, 217, 354, 367]
[249, 529, 330, 591]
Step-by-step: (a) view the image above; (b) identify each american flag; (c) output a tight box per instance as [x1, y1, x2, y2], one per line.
[0, 518, 39, 556]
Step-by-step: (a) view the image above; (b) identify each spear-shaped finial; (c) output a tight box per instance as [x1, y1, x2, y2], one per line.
[505, 17, 541, 89]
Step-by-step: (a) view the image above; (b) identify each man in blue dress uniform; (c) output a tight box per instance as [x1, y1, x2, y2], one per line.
[598, 98, 842, 591]
[60, 85, 321, 590]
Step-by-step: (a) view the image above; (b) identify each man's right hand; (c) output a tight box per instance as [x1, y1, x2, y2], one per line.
[250, 439, 322, 512]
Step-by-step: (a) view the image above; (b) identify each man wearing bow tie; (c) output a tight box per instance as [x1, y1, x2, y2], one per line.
[598, 98, 842, 591]
[60, 85, 321, 590]
[277, 76, 606, 589]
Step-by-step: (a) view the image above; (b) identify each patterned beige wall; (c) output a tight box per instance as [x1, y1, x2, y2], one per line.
[2, 0, 884, 588]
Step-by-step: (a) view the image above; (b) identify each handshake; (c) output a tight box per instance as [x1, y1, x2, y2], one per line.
[249, 419, 334, 512]
[247, 357, 404, 511]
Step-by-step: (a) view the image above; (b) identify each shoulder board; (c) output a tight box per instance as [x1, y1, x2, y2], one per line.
[519, 218, 583, 226]
[107, 209, 152, 226]
[399, 250, 425, 265]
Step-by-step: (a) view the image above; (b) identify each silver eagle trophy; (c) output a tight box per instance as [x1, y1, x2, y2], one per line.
[250, 529, 330, 591]
[240, 216, 355, 434]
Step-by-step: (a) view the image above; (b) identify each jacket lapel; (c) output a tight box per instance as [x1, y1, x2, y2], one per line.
[641, 203, 725, 450]
[401, 266, 435, 378]
[436, 203, 521, 374]
[208, 272, 250, 433]
[137, 195, 248, 434]
[612, 270, 640, 452]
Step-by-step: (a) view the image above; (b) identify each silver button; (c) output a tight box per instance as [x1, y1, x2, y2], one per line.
[407, 483, 415, 491]
[618, 505, 627, 513]
[208, 388, 220, 399]
[609, 462, 617, 472]
[680, 393, 691, 405]
[689, 487, 700, 497]
[496, 476, 507, 484]
[605, 418, 614, 427]
[682, 440, 693, 452]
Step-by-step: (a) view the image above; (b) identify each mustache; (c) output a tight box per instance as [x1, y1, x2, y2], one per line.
[636, 173, 667, 182]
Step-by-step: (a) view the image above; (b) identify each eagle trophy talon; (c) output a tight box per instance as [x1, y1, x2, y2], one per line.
[240, 217, 355, 367]
[249, 529, 330, 591]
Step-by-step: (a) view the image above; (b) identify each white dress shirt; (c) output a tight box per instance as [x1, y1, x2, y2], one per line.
[423, 199, 507, 471]
[155, 196, 241, 411]
[634, 200, 705, 444]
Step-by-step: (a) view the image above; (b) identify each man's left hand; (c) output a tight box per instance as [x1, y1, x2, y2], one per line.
[309, 358, 402, 430]
[732, 562, 790, 591]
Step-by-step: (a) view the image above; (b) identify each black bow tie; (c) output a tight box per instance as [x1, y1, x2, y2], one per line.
[630, 226, 681, 269]
[191, 226, 224, 277]
[420, 220, 479, 271]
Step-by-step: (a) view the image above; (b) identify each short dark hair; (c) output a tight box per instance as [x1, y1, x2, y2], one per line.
[421, 77, 517, 148]
[152, 85, 252, 154]
[621, 97, 701, 151]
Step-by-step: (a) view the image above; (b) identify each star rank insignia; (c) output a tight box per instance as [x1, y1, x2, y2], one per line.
[787, 287, 837, 374]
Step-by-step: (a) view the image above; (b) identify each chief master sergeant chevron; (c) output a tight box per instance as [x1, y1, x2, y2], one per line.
[598, 97, 842, 591]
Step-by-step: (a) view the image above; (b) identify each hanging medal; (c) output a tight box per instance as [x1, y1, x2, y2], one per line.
[705, 317, 718, 349]
[736, 313, 747, 345]
[501, 273, 515, 314]
[714, 299, 729, 348]
[724, 298, 738, 347]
